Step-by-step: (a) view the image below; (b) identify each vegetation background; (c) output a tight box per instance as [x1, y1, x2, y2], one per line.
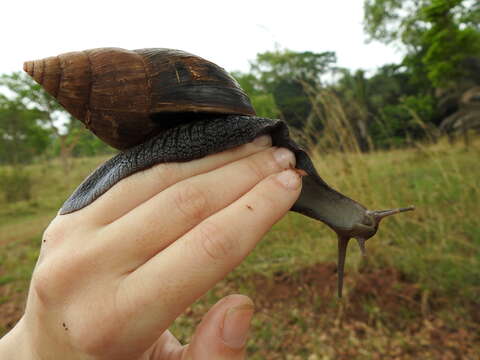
[1, 0, 479, 358]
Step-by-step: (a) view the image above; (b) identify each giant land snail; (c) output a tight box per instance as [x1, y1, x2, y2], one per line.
[24, 47, 414, 297]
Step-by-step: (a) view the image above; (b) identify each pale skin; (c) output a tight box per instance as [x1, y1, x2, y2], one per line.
[0, 135, 302, 359]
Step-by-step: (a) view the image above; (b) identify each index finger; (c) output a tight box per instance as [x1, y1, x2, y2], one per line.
[117, 169, 302, 330]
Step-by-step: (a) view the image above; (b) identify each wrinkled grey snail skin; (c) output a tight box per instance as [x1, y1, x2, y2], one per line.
[24, 47, 414, 298]
[60, 115, 414, 297]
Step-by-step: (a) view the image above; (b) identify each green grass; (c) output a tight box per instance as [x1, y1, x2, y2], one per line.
[0, 140, 479, 359]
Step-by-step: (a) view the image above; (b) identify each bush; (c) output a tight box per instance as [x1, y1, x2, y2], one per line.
[0, 167, 32, 203]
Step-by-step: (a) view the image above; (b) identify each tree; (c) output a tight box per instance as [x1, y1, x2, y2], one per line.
[421, 0, 480, 87]
[0, 72, 111, 170]
[0, 94, 50, 164]
[335, 69, 374, 150]
[364, 0, 479, 45]
[241, 49, 337, 130]
[231, 72, 280, 120]
[364, 0, 480, 87]
[363, 0, 480, 142]
[250, 50, 336, 91]
[0, 72, 80, 170]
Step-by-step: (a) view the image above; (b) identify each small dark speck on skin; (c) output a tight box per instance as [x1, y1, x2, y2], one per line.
[294, 168, 308, 177]
[246, 205, 253, 211]
[286, 161, 307, 177]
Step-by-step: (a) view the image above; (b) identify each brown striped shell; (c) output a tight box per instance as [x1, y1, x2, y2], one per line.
[24, 48, 256, 150]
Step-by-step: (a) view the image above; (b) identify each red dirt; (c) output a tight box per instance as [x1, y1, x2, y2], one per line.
[217, 263, 480, 359]
[0, 282, 26, 332]
[1, 263, 478, 359]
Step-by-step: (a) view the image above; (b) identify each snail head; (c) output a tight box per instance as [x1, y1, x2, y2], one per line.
[351, 206, 416, 256]
[336, 205, 415, 297]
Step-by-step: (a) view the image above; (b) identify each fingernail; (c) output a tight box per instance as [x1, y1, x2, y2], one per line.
[276, 170, 301, 190]
[274, 148, 296, 168]
[253, 135, 272, 147]
[222, 303, 254, 350]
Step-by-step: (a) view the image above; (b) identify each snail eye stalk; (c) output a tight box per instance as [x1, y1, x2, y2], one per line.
[369, 206, 415, 223]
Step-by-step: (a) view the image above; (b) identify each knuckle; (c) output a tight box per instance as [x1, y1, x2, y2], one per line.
[148, 162, 178, 185]
[118, 162, 174, 194]
[32, 248, 94, 303]
[41, 218, 67, 246]
[41, 228, 54, 246]
[32, 256, 69, 303]
[254, 183, 278, 208]
[196, 221, 238, 262]
[31, 263, 49, 301]
[173, 181, 209, 222]
[244, 156, 268, 180]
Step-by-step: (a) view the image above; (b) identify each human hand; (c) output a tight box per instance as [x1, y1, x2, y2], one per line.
[0, 135, 302, 359]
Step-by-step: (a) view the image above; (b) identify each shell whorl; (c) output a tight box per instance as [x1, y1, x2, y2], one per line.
[24, 48, 255, 150]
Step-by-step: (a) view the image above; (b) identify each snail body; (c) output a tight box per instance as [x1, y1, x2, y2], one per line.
[24, 48, 414, 297]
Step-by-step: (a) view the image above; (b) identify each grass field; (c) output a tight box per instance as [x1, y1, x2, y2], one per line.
[0, 139, 479, 359]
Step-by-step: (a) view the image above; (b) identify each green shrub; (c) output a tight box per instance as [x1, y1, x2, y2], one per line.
[0, 167, 32, 203]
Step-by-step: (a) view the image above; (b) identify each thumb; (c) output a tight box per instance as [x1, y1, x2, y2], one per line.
[182, 294, 254, 360]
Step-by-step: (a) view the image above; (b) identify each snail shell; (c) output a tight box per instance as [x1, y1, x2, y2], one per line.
[24, 48, 255, 149]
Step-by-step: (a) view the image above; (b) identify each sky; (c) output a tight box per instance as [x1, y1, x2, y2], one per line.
[0, 0, 402, 76]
